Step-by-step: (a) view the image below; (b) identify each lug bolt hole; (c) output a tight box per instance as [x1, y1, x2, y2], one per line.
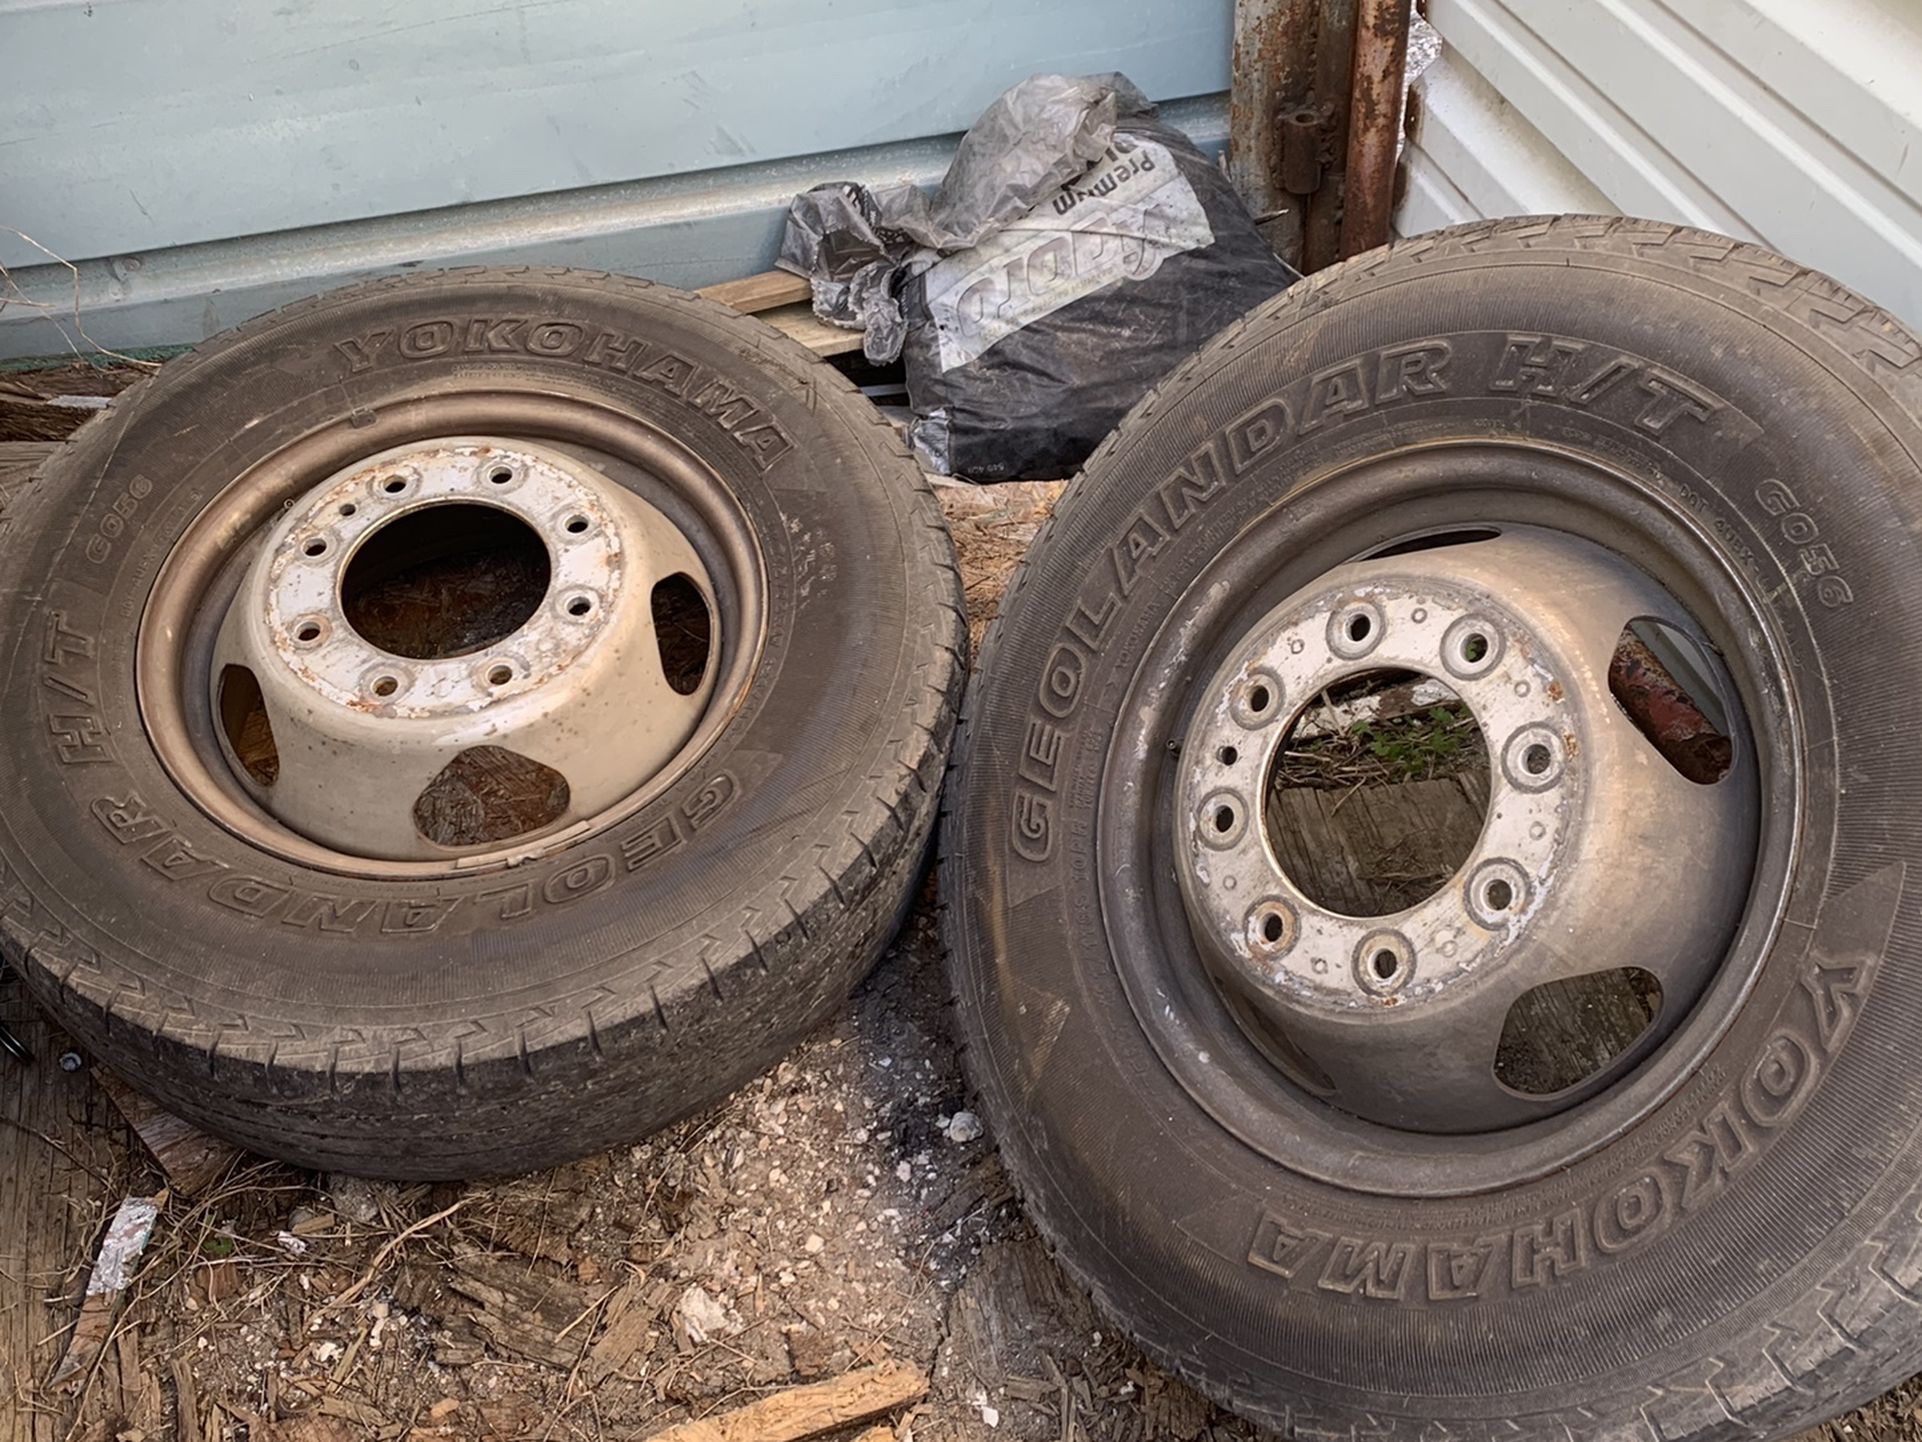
[1486, 878, 1514, 910]
[381, 475, 407, 494]
[1330, 604, 1385, 657]
[295, 622, 321, 643]
[567, 597, 592, 617]
[1213, 805, 1236, 834]
[1218, 745, 1238, 766]
[302, 538, 328, 558]
[488, 466, 514, 485]
[1229, 670, 1284, 730]
[1354, 934, 1414, 993]
[1443, 616, 1503, 678]
[1262, 913, 1285, 944]
[372, 675, 398, 698]
[1523, 742, 1552, 775]
[564, 515, 589, 535]
[487, 664, 513, 687]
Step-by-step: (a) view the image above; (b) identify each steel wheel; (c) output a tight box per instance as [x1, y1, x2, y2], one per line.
[1171, 524, 1758, 1134]
[140, 412, 762, 872]
[943, 218, 1922, 1441]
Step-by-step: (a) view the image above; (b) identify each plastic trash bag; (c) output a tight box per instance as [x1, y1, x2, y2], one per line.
[778, 73, 1299, 480]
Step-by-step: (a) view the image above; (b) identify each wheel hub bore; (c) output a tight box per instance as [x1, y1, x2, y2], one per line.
[211, 436, 718, 861]
[1174, 529, 1757, 1132]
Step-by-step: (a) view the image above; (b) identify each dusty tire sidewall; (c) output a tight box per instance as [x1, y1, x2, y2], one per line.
[0, 273, 949, 1154]
[946, 233, 1922, 1428]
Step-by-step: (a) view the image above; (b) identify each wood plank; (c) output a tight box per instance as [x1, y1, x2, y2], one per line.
[0, 366, 140, 443]
[1267, 775, 1484, 918]
[94, 1070, 240, 1197]
[694, 270, 812, 315]
[583, 1277, 673, 1385]
[641, 1360, 927, 1442]
[691, 273, 862, 354]
[0, 974, 132, 1442]
[0, 439, 60, 487]
[0, 364, 144, 399]
[758, 303, 864, 357]
[172, 1355, 204, 1442]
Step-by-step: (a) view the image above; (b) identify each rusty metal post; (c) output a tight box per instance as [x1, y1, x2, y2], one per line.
[1299, 0, 1359, 272]
[1338, 0, 1414, 257]
[1226, 0, 1317, 268]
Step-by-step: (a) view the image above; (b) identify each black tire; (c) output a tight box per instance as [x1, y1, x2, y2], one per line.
[0, 267, 965, 1179]
[942, 217, 1922, 1439]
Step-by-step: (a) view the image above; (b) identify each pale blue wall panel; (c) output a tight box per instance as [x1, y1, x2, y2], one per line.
[0, 0, 1232, 269]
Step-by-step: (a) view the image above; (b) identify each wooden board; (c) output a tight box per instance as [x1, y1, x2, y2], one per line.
[1268, 775, 1485, 918]
[642, 1360, 926, 1442]
[694, 271, 863, 358]
[0, 440, 60, 486]
[755, 303, 864, 357]
[0, 369, 143, 444]
[693, 270, 811, 315]
[0, 973, 132, 1442]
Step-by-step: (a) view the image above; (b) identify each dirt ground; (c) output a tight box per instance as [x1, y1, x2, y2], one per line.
[5, 458, 1922, 1442]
